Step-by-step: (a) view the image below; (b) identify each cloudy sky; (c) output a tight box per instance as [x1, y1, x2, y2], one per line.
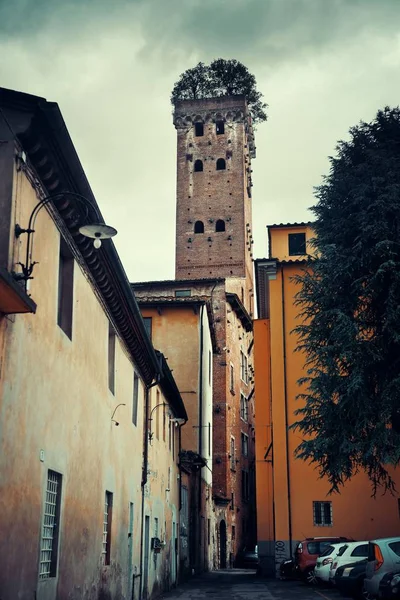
[1, 0, 400, 281]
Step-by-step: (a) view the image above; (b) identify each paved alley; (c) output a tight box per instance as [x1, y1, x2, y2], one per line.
[159, 570, 340, 600]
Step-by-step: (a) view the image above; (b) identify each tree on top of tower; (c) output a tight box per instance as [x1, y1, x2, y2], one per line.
[171, 59, 267, 125]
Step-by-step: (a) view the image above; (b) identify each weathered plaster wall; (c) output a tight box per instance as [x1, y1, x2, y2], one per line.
[0, 164, 146, 600]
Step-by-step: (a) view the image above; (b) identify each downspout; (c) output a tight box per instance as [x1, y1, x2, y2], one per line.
[281, 266, 293, 558]
[197, 303, 205, 572]
[139, 374, 161, 599]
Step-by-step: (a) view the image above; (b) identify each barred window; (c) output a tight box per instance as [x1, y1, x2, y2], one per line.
[39, 470, 62, 579]
[102, 492, 113, 565]
[313, 501, 332, 526]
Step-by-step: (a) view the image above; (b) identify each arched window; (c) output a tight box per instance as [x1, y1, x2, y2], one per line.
[194, 221, 204, 234]
[216, 219, 225, 232]
[194, 159, 203, 172]
[216, 158, 226, 171]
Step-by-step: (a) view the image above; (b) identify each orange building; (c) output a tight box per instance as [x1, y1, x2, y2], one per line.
[254, 222, 400, 576]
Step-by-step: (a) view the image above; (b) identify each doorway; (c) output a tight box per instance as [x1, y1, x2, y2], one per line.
[219, 520, 227, 569]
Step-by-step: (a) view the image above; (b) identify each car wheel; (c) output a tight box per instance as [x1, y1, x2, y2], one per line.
[305, 568, 317, 585]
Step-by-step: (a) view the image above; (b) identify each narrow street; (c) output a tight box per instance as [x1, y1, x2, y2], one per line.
[159, 570, 340, 600]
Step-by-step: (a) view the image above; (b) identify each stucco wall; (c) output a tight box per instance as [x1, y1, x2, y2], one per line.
[0, 162, 180, 600]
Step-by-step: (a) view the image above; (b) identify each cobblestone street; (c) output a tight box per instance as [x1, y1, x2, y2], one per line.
[159, 570, 340, 600]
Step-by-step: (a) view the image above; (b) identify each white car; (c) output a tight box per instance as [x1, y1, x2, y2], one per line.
[329, 541, 369, 582]
[314, 543, 348, 583]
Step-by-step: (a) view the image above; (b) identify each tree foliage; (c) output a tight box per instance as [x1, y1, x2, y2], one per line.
[292, 107, 400, 495]
[171, 59, 267, 124]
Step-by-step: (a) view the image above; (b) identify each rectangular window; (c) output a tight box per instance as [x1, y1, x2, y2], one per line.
[154, 517, 159, 538]
[175, 289, 191, 297]
[230, 364, 235, 393]
[288, 232, 306, 256]
[163, 404, 166, 442]
[132, 372, 139, 426]
[240, 393, 248, 422]
[230, 492, 234, 511]
[241, 432, 249, 457]
[108, 324, 116, 394]
[39, 470, 62, 579]
[313, 501, 332, 526]
[230, 437, 235, 470]
[143, 317, 152, 340]
[241, 470, 249, 501]
[156, 390, 160, 440]
[216, 121, 225, 135]
[57, 241, 74, 339]
[240, 350, 248, 384]
[194, 123, 204, 137]
[102, 491, 113, 565]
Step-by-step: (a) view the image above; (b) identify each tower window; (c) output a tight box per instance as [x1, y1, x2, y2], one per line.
[216, 121, 225, 135]
[216, 158, 226, 171]
[288, 232, 306, 256]
[215, 219, 225, 232]
[194, 221, 204, 234]
[194, 159, 203, 172]
[194, 122, 204, 137]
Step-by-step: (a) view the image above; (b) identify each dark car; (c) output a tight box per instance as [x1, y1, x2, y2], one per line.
[334, 559, 367, 599]
[235, 546, 259, 569]
[379, 571, 400, 599]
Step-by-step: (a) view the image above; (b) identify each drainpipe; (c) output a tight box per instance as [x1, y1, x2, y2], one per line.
[281, 266, 293, 558]
[197, 304, 205, 572]
[139, 375, 161, 600]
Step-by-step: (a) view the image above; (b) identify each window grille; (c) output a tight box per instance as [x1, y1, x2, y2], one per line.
[102, 492, 113, 565]
[313, 501, 332, 526]
[39, 470, 62, 579]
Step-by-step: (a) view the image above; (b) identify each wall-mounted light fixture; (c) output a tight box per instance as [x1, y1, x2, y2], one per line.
[14, 192, 117, 284]
[111, 403, 126, 426]
[148, 402, 166, 441]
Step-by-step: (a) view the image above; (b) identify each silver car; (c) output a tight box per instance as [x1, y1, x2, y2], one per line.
[364, 537, 400, 597]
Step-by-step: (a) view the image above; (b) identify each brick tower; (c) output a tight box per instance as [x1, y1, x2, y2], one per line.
[173, 96, 257, 568]
[174, 95, 255, 315]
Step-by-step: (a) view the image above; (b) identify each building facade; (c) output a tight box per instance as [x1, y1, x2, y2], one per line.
[0, 88, 186, 600]
[132, 284, 216, 575]
[254, 223, 400, 577]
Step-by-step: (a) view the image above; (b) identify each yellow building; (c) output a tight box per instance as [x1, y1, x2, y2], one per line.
[0, 87, 186, 600]
[254, 223, 400, 576]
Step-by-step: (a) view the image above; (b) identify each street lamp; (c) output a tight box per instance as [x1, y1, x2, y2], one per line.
[13, 192, 117, 284]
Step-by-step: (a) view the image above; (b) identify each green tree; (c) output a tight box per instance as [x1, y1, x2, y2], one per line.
[292, 107, 400, 495]
[171, 59, 267, 124]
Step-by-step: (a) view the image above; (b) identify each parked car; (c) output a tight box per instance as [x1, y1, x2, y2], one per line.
[315, 543, 348, 584]
[364, 538, 400, 598]
[235, 545, 259, 569]
[379, 571, 400, 599]
[329, 541, 369, 582]
[334, 559, 367, 599]
[294, 536, 353, 584]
